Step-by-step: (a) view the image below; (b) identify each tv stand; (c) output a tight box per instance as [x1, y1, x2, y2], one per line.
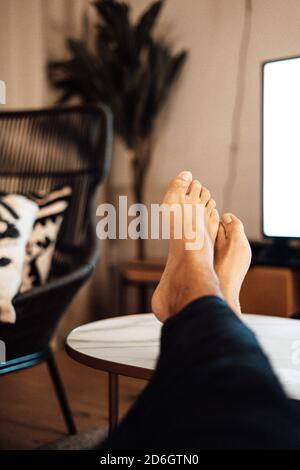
[251, 240, 300, 268]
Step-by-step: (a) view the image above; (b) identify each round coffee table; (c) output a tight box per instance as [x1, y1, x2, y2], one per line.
[66, 313, 300, 433]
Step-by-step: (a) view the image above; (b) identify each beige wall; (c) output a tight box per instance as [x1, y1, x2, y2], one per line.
[122, 0, 300, 247]
[0, 0, 88, 108]
[0, 0, 45, 107]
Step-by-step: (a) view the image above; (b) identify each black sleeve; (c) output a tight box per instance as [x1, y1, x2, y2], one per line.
[101, 296, 299, 450]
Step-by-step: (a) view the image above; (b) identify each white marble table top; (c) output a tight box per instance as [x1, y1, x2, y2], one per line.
[66, 313, 300, 400]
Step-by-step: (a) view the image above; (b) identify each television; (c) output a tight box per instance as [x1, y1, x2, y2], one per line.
[263, 56, 300, 239]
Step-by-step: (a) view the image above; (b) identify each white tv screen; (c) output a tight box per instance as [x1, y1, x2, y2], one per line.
[263, 57, 300, 238]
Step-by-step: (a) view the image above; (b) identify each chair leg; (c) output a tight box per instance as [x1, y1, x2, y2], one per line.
[47, 351, 77, 435]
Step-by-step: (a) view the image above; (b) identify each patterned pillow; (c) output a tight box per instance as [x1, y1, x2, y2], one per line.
[20, 186, 72, 293]
[0, 194, 39, 323]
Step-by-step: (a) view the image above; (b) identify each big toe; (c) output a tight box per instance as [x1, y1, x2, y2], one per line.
[165, 171, 193, 202]
[221, 213, 244, 239]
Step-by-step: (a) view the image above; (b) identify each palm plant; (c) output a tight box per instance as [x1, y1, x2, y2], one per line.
[48, 0, 187, 259]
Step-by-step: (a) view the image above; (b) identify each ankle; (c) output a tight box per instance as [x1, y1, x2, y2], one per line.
[221, 287, 241, 315]
[173, 267, 223, 315]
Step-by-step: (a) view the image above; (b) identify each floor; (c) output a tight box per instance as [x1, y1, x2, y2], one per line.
[0, 350, 145, 450]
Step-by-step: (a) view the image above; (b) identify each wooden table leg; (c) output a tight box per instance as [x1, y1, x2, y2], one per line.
[108, 372, 119, 435]
[139, 284, 148, 313]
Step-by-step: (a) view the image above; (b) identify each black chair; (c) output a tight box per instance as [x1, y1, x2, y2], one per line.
[0, 105, 113, 434]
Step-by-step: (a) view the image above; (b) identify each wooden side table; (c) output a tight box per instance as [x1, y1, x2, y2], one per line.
[119, 259, 164, 313]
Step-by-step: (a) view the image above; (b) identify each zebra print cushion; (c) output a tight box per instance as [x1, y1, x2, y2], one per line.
[0, 194, 39, 323]
[20, 186, 72, 293]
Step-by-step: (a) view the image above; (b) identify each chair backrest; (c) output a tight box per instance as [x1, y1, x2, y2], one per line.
[0, 105, 113, 273]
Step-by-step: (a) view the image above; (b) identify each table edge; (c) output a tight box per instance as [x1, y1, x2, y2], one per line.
[65, 342, 153, 381]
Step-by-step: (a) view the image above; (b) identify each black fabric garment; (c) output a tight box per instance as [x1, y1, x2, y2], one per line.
[102, 296, 299, 450]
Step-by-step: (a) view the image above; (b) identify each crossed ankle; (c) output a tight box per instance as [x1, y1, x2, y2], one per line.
[221, 288, 241, 315]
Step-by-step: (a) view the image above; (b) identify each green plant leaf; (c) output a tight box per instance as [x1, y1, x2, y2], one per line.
[48, 0, 188, 150]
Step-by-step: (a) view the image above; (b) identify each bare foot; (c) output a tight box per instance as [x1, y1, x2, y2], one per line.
[152, 171, 223, 323]
[214, 213, 252, 315]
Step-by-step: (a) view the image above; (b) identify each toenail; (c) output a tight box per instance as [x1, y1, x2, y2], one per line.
[178, 171, 192, 182]
[222, 214, 233, 224]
